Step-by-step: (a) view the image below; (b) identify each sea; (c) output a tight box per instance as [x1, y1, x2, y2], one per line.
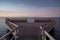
[0, 17, 60, 40]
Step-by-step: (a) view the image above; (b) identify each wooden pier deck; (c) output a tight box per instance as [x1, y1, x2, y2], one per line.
[6, 18, 55, 32]
[0, 17, 56, 40]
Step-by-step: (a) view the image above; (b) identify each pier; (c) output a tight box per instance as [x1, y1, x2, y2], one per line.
[0, 18, 55, 40]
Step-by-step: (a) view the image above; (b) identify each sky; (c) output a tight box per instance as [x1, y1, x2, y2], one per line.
[0, 0, 60, 17]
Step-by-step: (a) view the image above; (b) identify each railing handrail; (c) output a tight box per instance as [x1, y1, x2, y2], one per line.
[44, 31, 55, 40]
[6, 21, 18, 31]
[7, 21, 18, 27]
[40, 26, 55, 40]
[0, 26, 18, 40]
[0, 20, 55, 40]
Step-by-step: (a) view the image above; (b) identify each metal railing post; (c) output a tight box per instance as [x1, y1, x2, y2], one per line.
[40, 26, 46, 40]
[0, 21, 19, 40]
[40, 26, 55, 40]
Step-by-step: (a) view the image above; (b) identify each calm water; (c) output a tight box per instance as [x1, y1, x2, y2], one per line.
[0, 17, 60, 40]
[0, 17, 9, 37]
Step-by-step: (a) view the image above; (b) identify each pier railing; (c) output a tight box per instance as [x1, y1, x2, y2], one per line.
[0, 21, 55, 40]
[6, 21, 18, 30]
[0, 27, 18, 40]
[40, 26, 55, 40]
[0, 21, 19, 40]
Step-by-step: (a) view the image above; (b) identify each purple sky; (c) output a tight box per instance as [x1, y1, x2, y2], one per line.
[0, 0, 60, 17]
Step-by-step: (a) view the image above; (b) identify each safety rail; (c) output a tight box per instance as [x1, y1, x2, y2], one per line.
[40, 26, 55, 40]
[0, 20, 55, 40]
[0, 27, 18, 40]
[0, 21, 18, 40]
[6, 21, 18, 30]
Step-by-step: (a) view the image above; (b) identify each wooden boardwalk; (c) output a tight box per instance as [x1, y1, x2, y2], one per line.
[0, 18, 56, 40]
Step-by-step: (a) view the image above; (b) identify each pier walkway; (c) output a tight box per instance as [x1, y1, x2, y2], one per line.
[0, 18, 55, 40]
